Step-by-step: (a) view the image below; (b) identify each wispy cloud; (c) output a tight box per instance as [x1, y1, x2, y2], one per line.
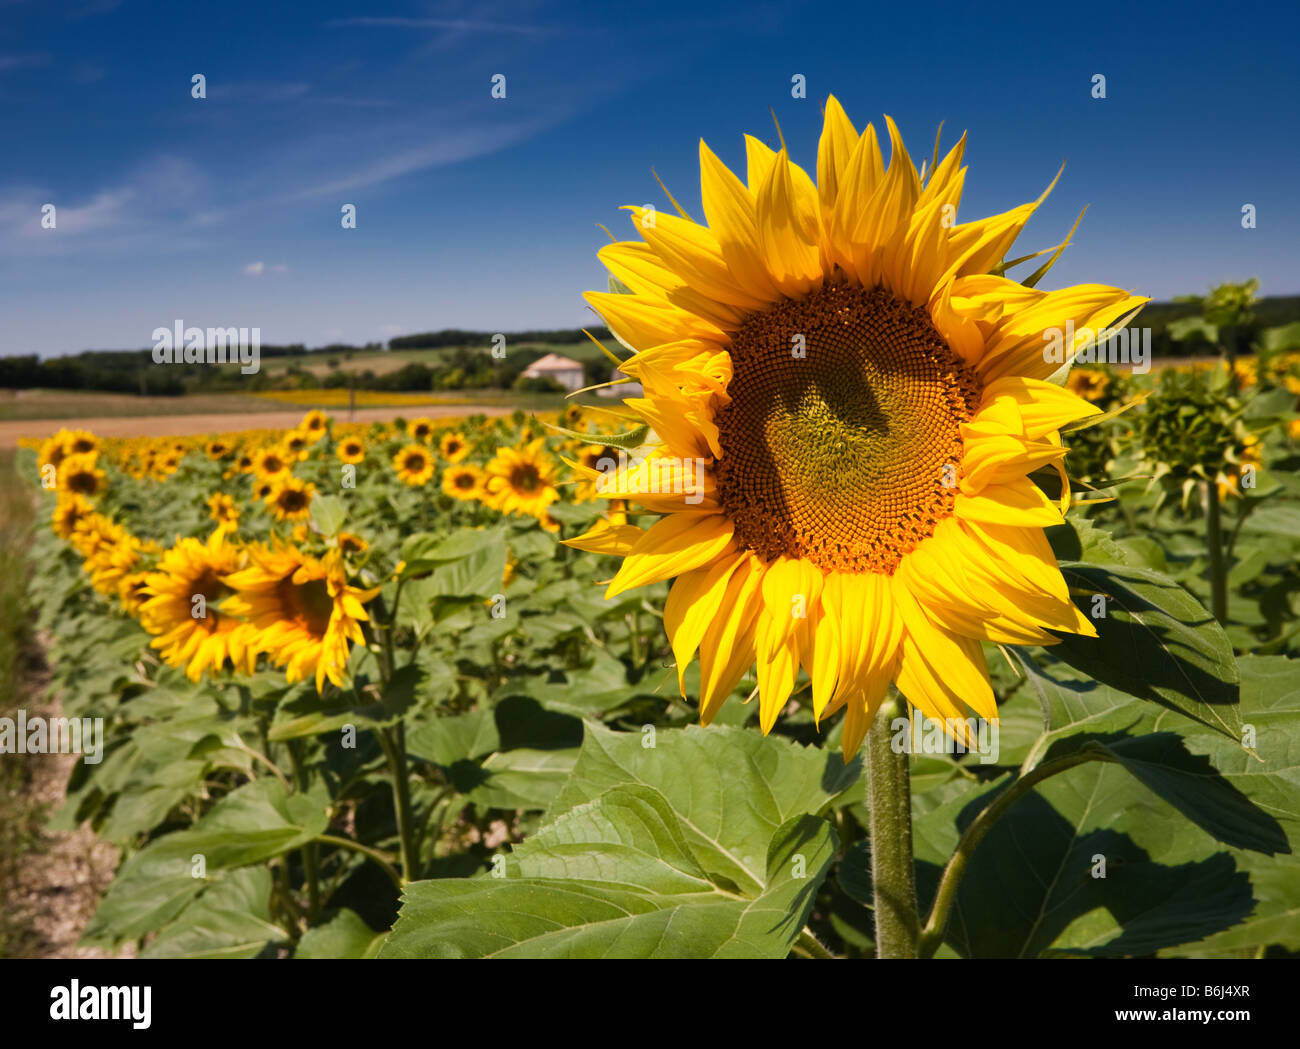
[325, 17, 547, 35]
[0, 52, 51, 72]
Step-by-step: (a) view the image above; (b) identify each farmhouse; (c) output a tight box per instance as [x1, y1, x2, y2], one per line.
[521, 352, 585, 392]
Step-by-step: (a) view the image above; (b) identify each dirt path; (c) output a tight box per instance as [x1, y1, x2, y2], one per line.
[2, 639, 131, 958]
[0, 404, 513, 449]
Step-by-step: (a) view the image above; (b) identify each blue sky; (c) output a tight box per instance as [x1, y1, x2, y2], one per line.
[2, 0, 1297, 356]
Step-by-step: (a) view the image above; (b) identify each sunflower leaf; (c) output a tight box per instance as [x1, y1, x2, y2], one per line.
[1050, 562, 1243, 740]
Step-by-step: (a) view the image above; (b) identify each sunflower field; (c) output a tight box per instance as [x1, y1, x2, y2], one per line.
[12, 101, 1300, 961]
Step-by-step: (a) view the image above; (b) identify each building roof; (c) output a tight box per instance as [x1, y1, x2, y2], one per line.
[524, 352, 583, 372]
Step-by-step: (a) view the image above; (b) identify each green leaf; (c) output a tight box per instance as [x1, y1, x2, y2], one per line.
[378, 800, 834, 959]
[84, 779, 329, 946]
[1051, 562, 1243, 739]
[547, 721, 859, 896]
[140, 867, 284, 959]
[296, 909, 387, 959]
[1016, 658, 1286, 854]
[310, 494, 346, 536]
[466, 747, 580, 811]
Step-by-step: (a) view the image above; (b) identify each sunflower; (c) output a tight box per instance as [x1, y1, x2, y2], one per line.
[568, 99, 1145, 757]
[393, 444, 435, 486]
[337, 436, 366, 465]
[284, 429, 313, 458]
[52, 493, 94, 540]
[205, 438, 231, 460]
[254, 446, 292, 481]
[137, 531, 257, 682]
[337, 531, 369, 554]
[442, 464, 485, 501]
[254, 478, 275, 502]
[117, 570, 153, 616]
[571, 444, 621, 502]
[207, 492, 241, 532]
[408, 417, 435, 443]
[1066, 367, 1111, 401]
[439, 431, 470, 463]
[482, 438, 560, 520]
[58, 454, 107, 499]
[60, 429, 100, 457]
[266, 477, 316, 522]
[222, 544, 381, 692]
[300, 410, 330, 438]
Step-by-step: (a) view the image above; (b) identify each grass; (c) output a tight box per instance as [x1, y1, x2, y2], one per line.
[0, 389, 287, 423]
[0, 449, 45, 957]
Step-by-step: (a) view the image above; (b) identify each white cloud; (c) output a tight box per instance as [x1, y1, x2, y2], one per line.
[243, 261, 265, 275]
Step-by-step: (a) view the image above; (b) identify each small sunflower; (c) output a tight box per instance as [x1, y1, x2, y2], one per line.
[439, 431, 470, 463]
[393, 444, 436, 486]
[483, 438, 560, 520]
[337, 531, 369, 554]
[207, 492, 241, 532]
[254, 446, 292, 481]
[1066, 367, 1111, 401]
[338, 436, 366, 465]
[409, 417, 436, 443]
[137, 531, 257, 682]
[205, 438, 231, 460]
[569, 98, 1146, 757]
[254, 478, 275, 502]
[442, 464, 485, 501]
[58, 454, 107, 499]
[222, 544, 381, 692]
[52, 493, 94, 540]
[300, 410, 330, 438]
[266, 477, 316, 522]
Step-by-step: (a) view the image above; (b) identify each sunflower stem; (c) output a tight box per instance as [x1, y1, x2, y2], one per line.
[379, 725, 419, 885]
[865, 692, 919, 958]
[1204, 479, 1228, 624]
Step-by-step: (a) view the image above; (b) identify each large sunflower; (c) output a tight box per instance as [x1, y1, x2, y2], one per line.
[569, 99, 1146, 757]
[137, 531, 257, 682]
[222, 544, 380, 692]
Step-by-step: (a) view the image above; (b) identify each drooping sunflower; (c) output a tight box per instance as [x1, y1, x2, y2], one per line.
[222, 544, 380, 692]
[266, 477, 316, 522]
[52, 493, 94, 540]
[393, 444, 435, 486]
[439, 431, 470, 463]
[482, 438, 560, 521]
[337, 436, 367, 465]
[137, 531, 257, 682]
[207, 492, 241, 532]
[568, 98, 1146, 757]
[442, 464, 485, 501]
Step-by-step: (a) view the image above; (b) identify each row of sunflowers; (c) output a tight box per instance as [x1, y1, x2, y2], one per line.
[28, 408, 623, 694]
